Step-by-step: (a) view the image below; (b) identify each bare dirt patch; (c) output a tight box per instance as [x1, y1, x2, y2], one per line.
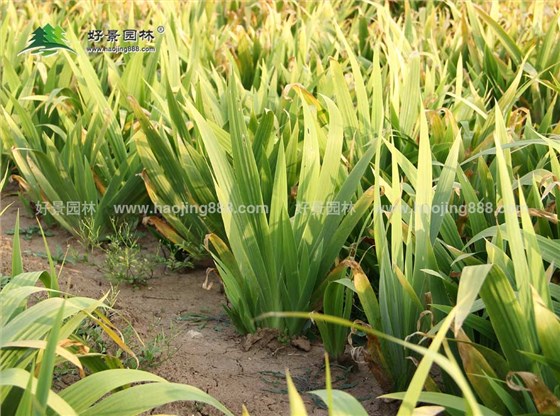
[0, 190, 394, 415]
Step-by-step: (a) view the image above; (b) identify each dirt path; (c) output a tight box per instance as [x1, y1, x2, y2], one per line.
[0, 190, 394, 415]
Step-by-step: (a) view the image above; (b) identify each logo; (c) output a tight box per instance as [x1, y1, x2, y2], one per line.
[19, 24, 75, 56]
[85, 27, 162, 55]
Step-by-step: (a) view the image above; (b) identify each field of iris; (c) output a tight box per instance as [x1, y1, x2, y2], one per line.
[1, 0, 560, 414]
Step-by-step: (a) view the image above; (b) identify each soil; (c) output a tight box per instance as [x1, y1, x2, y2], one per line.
[0, 188, 396, 415]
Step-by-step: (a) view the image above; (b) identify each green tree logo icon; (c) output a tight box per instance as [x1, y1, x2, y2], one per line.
[19, 24, 76, 56]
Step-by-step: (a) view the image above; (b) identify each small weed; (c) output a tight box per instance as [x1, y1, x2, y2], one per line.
[68, 246, 88, 263]
[52, 361, 79, 388]
[25, 245, 85, 265]
[76, 217, 102, 251]
[155, 243, 194, 272]
[75, 319, 109, 354]
[118, 320, 179, 369]
[103, 221, 157, 286]
[5, 225, 54, 240]
[105, 284, 120, 308]
[134, 331, 164, 368]
[277, 332, 291, 346]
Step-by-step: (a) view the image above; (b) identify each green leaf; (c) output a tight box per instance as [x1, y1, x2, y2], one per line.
[286, 370, 308, 416]
[0, 368, 77, 415]
[473, 5, 523, 65]
[11, 212, 23, 276]
[310, 390, 369, 416]
[454, 265, 492, 335]
[381, 392, 501, 416]
[35, 301, 65, 414]
[80, 382, 233, 416]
